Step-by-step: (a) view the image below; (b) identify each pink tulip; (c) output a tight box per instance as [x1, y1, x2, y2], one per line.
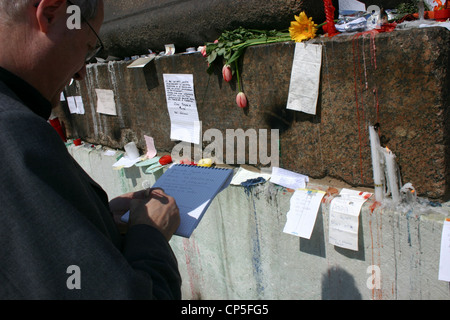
[236, 92, 247, 108]
[200, 46, 207, 57]
[222, 64, 232, 82]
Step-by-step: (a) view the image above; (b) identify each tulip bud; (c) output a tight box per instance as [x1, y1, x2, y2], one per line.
[236, 92, 247, 108]
[200, 46, 207, 57]
[222, 64, 232, 82]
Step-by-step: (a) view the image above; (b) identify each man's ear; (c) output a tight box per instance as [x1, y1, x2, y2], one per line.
[35, 0, 67, 33]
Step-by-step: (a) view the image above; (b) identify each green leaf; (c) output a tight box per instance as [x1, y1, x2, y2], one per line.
[207, 50, 217, 64]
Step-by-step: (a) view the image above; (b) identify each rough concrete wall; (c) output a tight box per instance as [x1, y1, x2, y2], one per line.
[59, 27, 450, 200]
[100, 0, 406, 58]
[67, 145, 450, 300]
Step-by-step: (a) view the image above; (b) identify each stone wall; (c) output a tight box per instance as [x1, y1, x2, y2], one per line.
[58, 27, 450, 200]
[68, 144, 450, 300]
[100, 0, 407, 58]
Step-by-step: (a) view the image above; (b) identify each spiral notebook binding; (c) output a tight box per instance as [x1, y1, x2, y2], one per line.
[174, 164, 229, 170]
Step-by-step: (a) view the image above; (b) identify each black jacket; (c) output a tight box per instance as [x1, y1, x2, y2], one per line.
[0, 68, 181, 299]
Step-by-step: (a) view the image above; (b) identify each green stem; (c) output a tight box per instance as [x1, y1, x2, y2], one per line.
[235, 60, 241, 92]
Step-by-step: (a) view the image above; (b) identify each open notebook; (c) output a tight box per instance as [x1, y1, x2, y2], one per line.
[122, 164, 233, 238]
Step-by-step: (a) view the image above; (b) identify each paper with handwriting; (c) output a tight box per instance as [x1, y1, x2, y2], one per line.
[328, 188, 372, 251]
[163, 74, 201, 144]
[283, 189, 325, 239]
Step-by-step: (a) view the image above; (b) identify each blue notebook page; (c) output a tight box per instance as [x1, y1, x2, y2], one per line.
[152, 164, 233, 238]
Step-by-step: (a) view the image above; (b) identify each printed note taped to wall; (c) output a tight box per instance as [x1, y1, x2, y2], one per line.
[96, 89, 117, 116]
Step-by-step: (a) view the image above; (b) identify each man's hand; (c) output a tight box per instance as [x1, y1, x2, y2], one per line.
[129, 189, 180, 241]
[109, 189, 180, 241]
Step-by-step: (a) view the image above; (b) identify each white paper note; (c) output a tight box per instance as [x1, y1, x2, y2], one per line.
[96, 89, 117, 116]
[144, 135, 157, 159]
[283, 189, 325, 239]
[67, 96, 85, 115]
[231, 167, 272, 185]
[127, 54, 156, 68]
[329, 189, 372, 251]
[112, 155, 142, 169]
[163, 74, 201, 144]
[338, 0, 366, 12]
[439, 219, 450, 282]
[270, 167, 309, 190]
[286, 43, 323, 115]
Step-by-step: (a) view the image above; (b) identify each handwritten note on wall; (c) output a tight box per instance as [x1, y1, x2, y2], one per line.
[328, 189, 372, 251]
[163, 74, 200, 144]
[283, 189, 325, 239]
[96, 89, 117, 116]
[67, 96, 84, 115]
[286, 43, 323, 115]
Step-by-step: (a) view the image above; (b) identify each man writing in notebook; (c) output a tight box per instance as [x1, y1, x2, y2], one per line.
[0, 0, 181, 299]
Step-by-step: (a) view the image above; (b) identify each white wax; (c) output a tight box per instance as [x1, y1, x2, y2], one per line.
[380, 147, 400, 203]
[369, 126, 384, 202]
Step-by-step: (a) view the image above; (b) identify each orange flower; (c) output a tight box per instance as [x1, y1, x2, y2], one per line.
[289, 12, 317, 42]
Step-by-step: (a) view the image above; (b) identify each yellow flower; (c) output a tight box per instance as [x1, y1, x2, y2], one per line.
[289, 12, 317, 42]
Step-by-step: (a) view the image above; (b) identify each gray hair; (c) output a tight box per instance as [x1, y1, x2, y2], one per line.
[0, 0, 99, 23]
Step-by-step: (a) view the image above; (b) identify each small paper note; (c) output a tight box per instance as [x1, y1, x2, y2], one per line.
[286, 43, 323, 115]
[439, 219, 450, 282]
[103, 150, 116, 156]
[328, 189, 372, 251]
[270, 167, 309, 190]
[67, 96, 85, 115]
[127, 54, 156, 68]
[163, 74, 201, 144]
[231, 167, 272, 185]
[96, 89, 117, 116]
[338, 0, 366, 13]
[112, 155, 142, 169]
[144, 135, 157, 159]
[283, 189, 326, 239]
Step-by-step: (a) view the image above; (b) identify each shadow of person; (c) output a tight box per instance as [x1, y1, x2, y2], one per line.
[321, 266, 362, 300]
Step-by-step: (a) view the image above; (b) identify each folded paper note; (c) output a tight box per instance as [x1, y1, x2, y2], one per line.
[67, 96, 84, 115]
[283, 189, 326, 239]
[96, 89, 117, 116]
[286, 43, 323, 115]
[328, 189, 372, 251]
[270, 167, 309, 190]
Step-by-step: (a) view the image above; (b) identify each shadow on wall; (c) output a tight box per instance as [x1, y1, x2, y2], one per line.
[321, 266, 362, 300]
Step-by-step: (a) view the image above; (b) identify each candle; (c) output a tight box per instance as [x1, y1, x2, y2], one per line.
[369, 126, 384, 202]
[380, 146, 401, 203]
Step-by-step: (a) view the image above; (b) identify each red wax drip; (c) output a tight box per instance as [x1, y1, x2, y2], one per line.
[323, 0, 338, 37]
